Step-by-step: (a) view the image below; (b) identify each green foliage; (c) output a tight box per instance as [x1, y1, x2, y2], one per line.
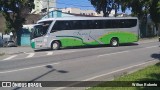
[89, 0, 160, 37]
[88, 0, 116, 17]
[0, 0, 34, 44]
[150, 0, 160, 23]
[89, 0, 129, 17]
[88, 0, 159, 21]
[87, 62, 160, 90]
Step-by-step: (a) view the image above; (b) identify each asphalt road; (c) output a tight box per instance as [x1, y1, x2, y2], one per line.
[0, 40, 159, 90]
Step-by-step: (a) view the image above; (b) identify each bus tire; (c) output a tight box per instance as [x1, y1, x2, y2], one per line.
[110, 38, 119, 47]
[51, 41, 60, 50]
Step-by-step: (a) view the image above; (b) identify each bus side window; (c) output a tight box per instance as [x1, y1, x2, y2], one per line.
[51, 21, 63, 33]
[95, 20, 103, 29]
[80, 20, 88, 29]
[120, 20, 125, 28]
[63, 21, 71, 30]
[129, 19, 137, 27]
[61, 21, 66, 30]
[71, 20, 81, 30]
[104, 20, 112, 28]
[112, 20, 119, 28]
[88, 20, 93, 29]
[51, 21, 72, 33]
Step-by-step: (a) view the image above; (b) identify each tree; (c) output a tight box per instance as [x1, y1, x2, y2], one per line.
[88, 0, 115, 17]
[0, 0, 34, 45]
[149, 0, 160, 36]
[89, 0, 160, 37]
[88, 0, 136, 17]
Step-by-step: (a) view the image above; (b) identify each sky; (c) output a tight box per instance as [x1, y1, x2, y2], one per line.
[56, 0, 131, 14]
[56, 0, 94, 10]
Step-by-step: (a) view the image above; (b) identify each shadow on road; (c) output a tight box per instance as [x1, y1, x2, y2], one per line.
[33, 43, 139, 52]
[34, 49, 52, 52]
[63, 43, 138, 50]
[120, 43, 139, 47]
[151, 53, 160, 60]
[13, 65, 69, 90]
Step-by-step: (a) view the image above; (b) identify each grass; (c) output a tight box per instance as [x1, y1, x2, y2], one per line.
[87, 62, 160, 90]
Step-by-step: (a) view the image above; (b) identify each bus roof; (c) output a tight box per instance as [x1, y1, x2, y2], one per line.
[37, 17, 138, 23]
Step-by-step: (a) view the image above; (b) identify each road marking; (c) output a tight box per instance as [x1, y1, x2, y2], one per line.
[2, 55, 17, 61]
[145, 45, 157, 49]
[26, 53, 35, 58]
[98, 51, 129, 57]
[55, 51, 76, 55]
[47, 52, 53, 56]
[54, 60, 156, 90]
[0, 62, 60, 74]
[98, 45, 158, 57]
[0, 45, 157, 62]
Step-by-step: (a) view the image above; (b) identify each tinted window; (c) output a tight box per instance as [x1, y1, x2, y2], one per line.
[80, 20, 88, 29]
[90, 20, 102, 29]
[71, 20, 88, 29]
[128, 19, 137, 27]
[38, 21, 53, 26]
[51, 21, 72, 32]
[71, 20, 82, 29]
[103, 20, 112, 28]
[38, 21, 53, 34]
[50, 19, 137, 32]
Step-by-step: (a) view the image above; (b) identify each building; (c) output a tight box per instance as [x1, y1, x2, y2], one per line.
[41, 7, 129, 17]
[32, 0, 56, 14]
[41, 10, 99, 19]
[59, 8, 129, 17]
[60, 8, 103, 16]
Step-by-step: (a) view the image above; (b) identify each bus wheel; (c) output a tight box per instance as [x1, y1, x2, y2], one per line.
[51, 41, 60, 50]
[110, 38, 119, 47]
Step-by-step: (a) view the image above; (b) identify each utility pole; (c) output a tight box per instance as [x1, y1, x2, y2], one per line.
[47, 0, 50, 18]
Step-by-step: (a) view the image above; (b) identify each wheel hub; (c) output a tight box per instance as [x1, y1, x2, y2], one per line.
[112, 40, 117, 46]
[53, 43, 58, 49]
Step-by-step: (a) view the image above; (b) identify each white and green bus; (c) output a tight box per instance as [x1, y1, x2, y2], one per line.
[30, 17, 139, 50]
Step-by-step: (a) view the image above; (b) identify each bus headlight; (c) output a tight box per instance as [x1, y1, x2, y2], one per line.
[31, 39, 35, 42]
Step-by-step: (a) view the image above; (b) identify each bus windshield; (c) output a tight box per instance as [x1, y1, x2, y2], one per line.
[31, 21, 52, 39]
[31, 25, 43, 39]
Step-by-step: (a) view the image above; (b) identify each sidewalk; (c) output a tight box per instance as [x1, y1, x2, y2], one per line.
[0, 46, 34, 55]
[138, 37, 158, 43]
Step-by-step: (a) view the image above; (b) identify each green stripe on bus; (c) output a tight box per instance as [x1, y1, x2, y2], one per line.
[57, 31, 138, 47]
[99, 31, 138, 44]
[31, 42, 35, 49]
[57, 36, 99, 47]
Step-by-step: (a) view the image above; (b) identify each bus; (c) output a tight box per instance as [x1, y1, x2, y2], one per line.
[30, 17, 139, 50]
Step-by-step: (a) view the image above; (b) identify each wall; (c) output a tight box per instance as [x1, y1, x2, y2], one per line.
[0, 14, 6, 33]
[60, 8, 103, 16]
[0, 33, 3, 47]
[20, 25, 35, 46]
[41, 10, 80, 19]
